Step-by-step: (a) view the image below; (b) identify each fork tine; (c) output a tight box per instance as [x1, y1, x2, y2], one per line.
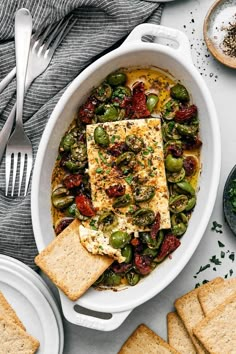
[5, 154, 12, 196]
[42, 15, 76, 53]
[18, 153, 25, 196]
[24, 154, 33, 196]
[33, 22, 57, 48]
[11, 153, 19, 197]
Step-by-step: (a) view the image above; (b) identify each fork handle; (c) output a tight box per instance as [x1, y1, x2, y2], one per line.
[15, 8, 32, 125]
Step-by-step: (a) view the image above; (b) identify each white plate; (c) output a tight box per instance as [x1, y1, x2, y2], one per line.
[0, 260, 61, 354]
[0, 255, 64, 354]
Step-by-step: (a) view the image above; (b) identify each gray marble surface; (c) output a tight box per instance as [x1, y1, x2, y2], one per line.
[45, 0, 236, 352]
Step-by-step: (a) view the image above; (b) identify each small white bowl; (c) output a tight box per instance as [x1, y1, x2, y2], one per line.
[31, 24, 221, 331]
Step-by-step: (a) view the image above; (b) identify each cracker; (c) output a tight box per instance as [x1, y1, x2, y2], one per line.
[0, 291, 25, 330]
[118, 324, 180, 354]
[193, 293, 236, 354]
[174, 277, 223, 353]
[167, 312, 196, 354]
[35, 219, 113, 301]
[198, 277, 236, 315]
[0, 316, 39, 354]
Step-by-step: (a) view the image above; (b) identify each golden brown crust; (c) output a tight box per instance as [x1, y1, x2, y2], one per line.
[35, 219, 113, 301]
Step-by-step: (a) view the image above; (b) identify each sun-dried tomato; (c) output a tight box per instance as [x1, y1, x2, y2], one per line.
[155, 234, 181, 262]
[183, 156, 197, 176]
[75, 194, 96, 217]
[127, 82, 150, 119]
[131, 238, 140, 247]
[107, 142, 128, 157]
[78, 97, 97, 124]
[111, 262, 132, 274]
[105, 184, 126, 198]
[134, 254, 152, 275]
[150, 212, 161, 239]
[174, 104, 197, 123]
[63, 174, 83, 189]
[166, 143, 183, 158]
[183, 136, 202, 150]
[55, 218, 73, 235]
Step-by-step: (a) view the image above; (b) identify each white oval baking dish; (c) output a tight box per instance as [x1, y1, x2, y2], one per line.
[31, 24, 221, 331]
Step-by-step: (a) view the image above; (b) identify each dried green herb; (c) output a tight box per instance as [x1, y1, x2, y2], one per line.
[218, 241, 225, 248]
[211, 221, 223, 233]
[196, 264, 210, 275]
[229, 252, 235, 262]
[210, 255, 221, 265]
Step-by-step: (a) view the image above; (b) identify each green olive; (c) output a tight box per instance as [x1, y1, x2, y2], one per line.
[133, 208, 155, 226]
[140, 231, 164, 249]
[96, 104, 119, 123]
[146, 94, 159, 113]
[112, 194, 132, 208]
[107, 72, 127, 86]
[171, 213, 188, 236]
[165, 154, 183, 172]
[176, 180, 195, 196]
[70, 142, 87, 163]
[109, 231, 131, 249]
[176, 123, 198, 138]
[162, 122, 182, 141]
[121, 245, 133, 263]
[116, 151, 136, 167]
[98, 211, 118, 231]
[170, 83, 190, 102]
[94, 126, 110, 147]
[133, 185, 155, 203]
[125, 135, 144, 153]
[59, 132, 76, 152]
[169, 195, 189, 213]
[104, 270, 122, 286]
[52, 186, 74, 210]
[112, 86, 131, 100]
[162, 99, 180, 120]
[143, 247, 158, 257]
[94, 82, 112, 102]
[126, 271, 140, 286]
[167, 168, 186, 183]
[185, 196, 196, 211]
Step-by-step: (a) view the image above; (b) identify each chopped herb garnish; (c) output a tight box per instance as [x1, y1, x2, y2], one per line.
[229, 252, 235, 262]
[228, 179, 236, 212]
[146, 146, 154, 153]
[99, 245, 104, 250]
[218, 240, 225, 248]
[196, 264, 210, 275]
[105, 169, 111, 174]
[221, 251, 225, 258]
[89, 219, 98, 231]
[110, 135, 120, 143]
[229, 269, 234, 276]
[98, 151, 110, 166]
[213, 267, 217, 271]
[125, 175, 133, 185]
[224, 274, 228, 279]
[96, 167, 103, 173]
[211, 221, 223, 233]
[202, 279, 209, 284]
[195, 283, 200, 288]
[209, 255, 221, 265]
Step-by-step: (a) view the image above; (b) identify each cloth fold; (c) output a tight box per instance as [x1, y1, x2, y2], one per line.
[0, 0, 163, 269]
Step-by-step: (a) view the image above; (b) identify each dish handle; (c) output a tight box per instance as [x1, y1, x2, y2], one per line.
[121, 24, 192, 63]
[62, 300, 132, 331]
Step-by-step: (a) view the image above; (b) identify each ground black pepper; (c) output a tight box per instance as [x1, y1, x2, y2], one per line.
[221, 16, 236, 58]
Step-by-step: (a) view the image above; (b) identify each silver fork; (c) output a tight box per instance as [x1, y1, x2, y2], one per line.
[3, 15, 76, 197]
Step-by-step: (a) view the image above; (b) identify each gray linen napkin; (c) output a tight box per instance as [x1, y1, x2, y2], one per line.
[0, 0, 163, 270]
